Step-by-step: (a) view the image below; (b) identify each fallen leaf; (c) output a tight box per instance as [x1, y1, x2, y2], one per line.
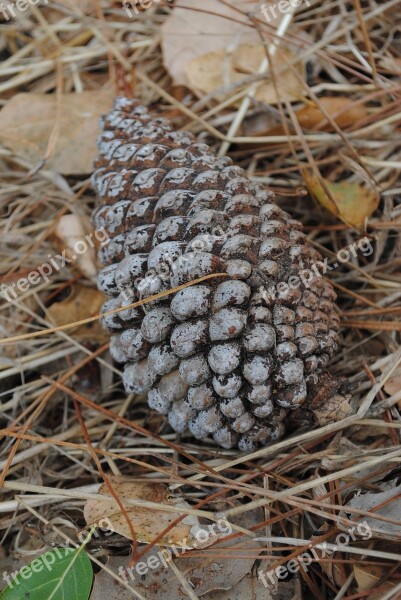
[296, 97, 368, 131]
[47, 285, 107, 343]
[84, 477, 218, 547]
[313, 393, 352, 426]
[186, 45, 305, 106]
[240, 95, 367, 139]
[303, 170, 379, 231]
[233, 44, 270, 75]
[177, 508, 265, 595]
[354, 563, 397, 599]
[0, 90, 114, 175]
[90, 509, 267, 599]
[344, 484, 401, 540]
[54, 214, 98, 282]
[161, 0, 263, 86]
[204, 576, 297, 600]
[91, 561, 281, 600]
[0, 548, 93, 600]
[90, 552, 171, 600]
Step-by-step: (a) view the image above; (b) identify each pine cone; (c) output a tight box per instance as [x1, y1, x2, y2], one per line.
[91, 97, 349, 452]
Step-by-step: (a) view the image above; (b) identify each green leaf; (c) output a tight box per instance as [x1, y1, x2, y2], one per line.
[0, 547, 93, 600]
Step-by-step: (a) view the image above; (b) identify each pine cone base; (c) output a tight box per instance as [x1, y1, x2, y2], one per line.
[91, 97, 348, 452]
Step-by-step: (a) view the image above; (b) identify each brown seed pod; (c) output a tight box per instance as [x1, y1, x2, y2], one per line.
[91, 97, 350, 452]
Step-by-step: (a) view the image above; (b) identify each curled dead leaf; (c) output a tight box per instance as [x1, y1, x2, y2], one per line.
[47, 285, 107, 343]
[84, 476, 220, 548]
[303, 170, 379, 231]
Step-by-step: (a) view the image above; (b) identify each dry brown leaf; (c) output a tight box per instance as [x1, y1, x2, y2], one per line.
[313, 393, 352, 426]
[203, 576, 294, 600]
[0, 90, 114, 175]
[91, 559, 279, 600]
[90, 553, 171, 600]
[54, 214, 97, 282]
[161, 0, 267, 86]
[84, 476, 218, 547]
[241, 96, 368, 139]
[186, 45, 305, 105]
[233, 44, 268, 74]
[354, 563, 397, 598]
[295, 97, 368, 130]
[177, 508, 265, 595]
[238, 96, 368, 136]
[303, 170, 379, 231]
[47, 285, 107, 343]
[90, 509, 268, 599]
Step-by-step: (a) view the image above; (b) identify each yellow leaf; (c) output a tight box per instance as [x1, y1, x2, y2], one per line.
[296, 97, 368, 130]
[303, 170, 379, 231]
[47, 285, 107, 343]
[84, 476, 217, 548]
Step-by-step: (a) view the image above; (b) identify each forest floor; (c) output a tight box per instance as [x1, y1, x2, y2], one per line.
[1, 1, 401, 599]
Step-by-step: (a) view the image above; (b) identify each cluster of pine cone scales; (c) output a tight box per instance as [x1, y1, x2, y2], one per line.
[91, 97, 347, 452]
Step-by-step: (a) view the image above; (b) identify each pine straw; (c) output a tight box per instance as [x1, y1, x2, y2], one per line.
[1, 1, 401, 599]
